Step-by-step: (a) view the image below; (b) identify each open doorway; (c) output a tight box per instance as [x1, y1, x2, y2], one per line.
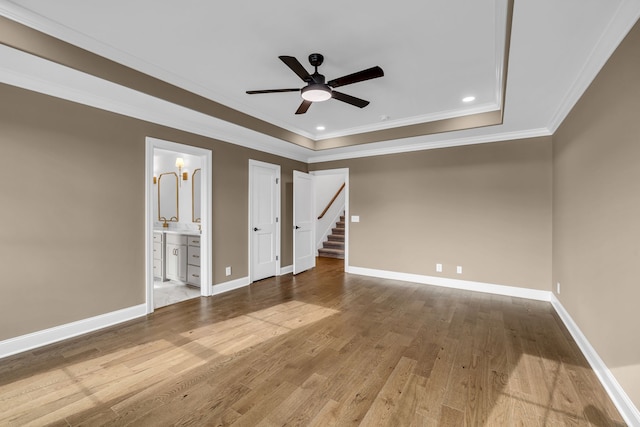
[145, 137, 213, 313]
[310, 168, 349, 270]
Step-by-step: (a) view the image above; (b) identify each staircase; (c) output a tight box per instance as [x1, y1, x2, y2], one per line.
[318, 215, 345, 259]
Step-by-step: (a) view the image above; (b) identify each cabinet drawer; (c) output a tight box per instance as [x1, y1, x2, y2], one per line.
[166, 233, 187, 245]
[153, 259, 163, 278]
[153, 242, 162, 260]
[187, 245, 201, 267]
[153, 233, 163, 243]
[188, 235, 200, 247]
[187, 265, 201, 287]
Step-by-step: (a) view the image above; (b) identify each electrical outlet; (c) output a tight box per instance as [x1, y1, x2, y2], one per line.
[225, 266, 232, 276]
[557, 282, 560, 294]
[436, 263, 442, 273]
[456, 266, 462, 274]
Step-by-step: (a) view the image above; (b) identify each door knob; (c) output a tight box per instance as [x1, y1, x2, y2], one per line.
[295, 225, 301, 229]
[253, 227, 260, 231]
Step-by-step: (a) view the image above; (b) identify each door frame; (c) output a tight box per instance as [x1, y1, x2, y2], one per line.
[145, 137, 213, 313]
[310, 168, 349, 270]
[248, 159, 281, 282]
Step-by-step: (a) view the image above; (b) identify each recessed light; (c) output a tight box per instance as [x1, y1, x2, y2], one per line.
[316, 125, 326, 131]
[462, 96, 476, 103]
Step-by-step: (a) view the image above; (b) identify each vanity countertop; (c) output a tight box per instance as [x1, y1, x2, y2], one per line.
[154, 229, 201, 236]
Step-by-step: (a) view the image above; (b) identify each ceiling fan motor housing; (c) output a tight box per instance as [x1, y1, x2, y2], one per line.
[308, 53, 324, 67]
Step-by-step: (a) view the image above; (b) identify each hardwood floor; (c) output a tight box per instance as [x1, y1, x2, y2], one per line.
[0, 258, 625, 426]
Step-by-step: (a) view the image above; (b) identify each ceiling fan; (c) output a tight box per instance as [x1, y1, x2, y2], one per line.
[246, 53, 384, 115]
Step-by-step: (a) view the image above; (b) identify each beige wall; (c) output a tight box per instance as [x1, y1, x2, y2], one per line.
[0, 83, 305, 340]
[311, 137, 553, 291]
[553, 20, 640, 407]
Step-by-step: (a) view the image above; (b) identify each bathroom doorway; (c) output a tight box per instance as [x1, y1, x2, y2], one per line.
[145, 137, 213, 313]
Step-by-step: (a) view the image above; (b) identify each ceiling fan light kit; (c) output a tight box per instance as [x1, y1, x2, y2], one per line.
[246, 53, 384, 114]
[301, 84, 332, 102]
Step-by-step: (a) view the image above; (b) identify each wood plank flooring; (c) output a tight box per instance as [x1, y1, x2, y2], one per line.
[0, 258, 626, 426]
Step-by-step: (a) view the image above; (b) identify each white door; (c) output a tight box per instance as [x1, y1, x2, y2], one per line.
[293, 171, 316, 275]
[250, 161, 280, 281]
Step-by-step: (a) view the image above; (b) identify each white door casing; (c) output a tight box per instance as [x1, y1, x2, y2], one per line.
[249, 160, 280, 282]
[293, 170, 316, 275]
[145, 137, 213, 314]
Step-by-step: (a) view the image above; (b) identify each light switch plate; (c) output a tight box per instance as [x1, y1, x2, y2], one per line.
[351, 215, 360, 223]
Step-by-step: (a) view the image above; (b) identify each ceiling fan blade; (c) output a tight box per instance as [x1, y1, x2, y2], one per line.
[332, 91, 370, 108]
[295, 100, 312, 115]
[279, 56, 312, 82]
[246, 88, 300, 94]
[327, 66, 384, 88]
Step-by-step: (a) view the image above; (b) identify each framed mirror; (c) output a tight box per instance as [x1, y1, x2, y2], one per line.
[192, 168, 201, 223]
[158, 172, 179, 222]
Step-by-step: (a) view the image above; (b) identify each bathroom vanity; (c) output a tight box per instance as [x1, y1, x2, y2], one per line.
[153, 161, 202, 288]
[154, 230, 201, 288]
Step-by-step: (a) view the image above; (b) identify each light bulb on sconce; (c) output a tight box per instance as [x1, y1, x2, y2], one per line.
[175, 157, 188, 186]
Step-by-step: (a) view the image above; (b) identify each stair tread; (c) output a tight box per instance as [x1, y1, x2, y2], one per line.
[323, 241, 345, 249]
[318, 247, 344, 253]
[318, 247, 345, 259]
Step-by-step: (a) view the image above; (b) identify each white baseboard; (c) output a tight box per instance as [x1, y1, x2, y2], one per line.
[0, 304, 147, 359]
[346, 266, 551, 301]
[551, 295, 640, 426]
[211, 276, 250, 296]
[279, 265, 293, 275]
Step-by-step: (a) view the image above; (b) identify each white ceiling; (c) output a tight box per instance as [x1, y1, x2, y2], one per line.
[1, 0, 640, 161]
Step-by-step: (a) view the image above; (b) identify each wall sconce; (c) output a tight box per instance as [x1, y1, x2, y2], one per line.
[175, 157, 188, 186]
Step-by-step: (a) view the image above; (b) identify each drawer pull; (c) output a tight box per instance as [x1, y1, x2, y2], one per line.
[192, 255, 200, 258]
[192, 274, 200, 278]
[192, 240, 199, 244]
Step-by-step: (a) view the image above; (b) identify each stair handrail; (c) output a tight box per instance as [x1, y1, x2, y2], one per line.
[317, 183, 346, 220]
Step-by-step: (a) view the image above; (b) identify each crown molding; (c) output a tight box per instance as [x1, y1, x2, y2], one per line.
[546, 0, 640, 133]
[316, 102, 499, 141]
[307, 127, 551, 163]
[0, 44, 312, 163]
[0, 42, 550, 165]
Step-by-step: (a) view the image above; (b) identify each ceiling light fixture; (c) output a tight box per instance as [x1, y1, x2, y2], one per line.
[316, 125, 326, 131]
[301, 84, 332, 102]
[462, 96, 476, 103]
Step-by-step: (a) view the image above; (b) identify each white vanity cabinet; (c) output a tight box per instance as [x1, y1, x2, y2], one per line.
[165, 234, 187, 282]
[186, 235, 201, 287]
[153, 232, 165, 280]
